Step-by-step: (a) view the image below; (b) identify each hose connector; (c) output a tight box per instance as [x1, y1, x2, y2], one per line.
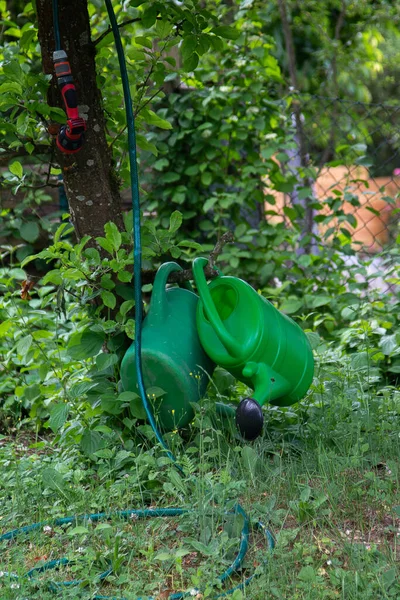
[53, 50, 86, 154]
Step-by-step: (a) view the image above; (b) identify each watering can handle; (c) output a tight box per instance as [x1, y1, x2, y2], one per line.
[150, 262, 193, 324]
[192, 257, 242, 357]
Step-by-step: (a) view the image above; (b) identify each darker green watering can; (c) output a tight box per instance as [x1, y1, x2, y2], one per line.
[193, 257, 314, 440]
[120, 262, 214, 432]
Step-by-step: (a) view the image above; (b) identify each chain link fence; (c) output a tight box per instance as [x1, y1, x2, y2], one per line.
[2, 94, 399, 292]
[300, 95, 400, 254]
[264, 95, 400, 292]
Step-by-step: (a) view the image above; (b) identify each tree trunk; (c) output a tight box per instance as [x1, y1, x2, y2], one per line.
[277, 0, 319, 254]
[36, 0, 124, 241]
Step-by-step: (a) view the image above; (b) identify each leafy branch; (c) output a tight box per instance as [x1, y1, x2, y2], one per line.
[142, 231, 235, 284]
[0, 144, 51, 166]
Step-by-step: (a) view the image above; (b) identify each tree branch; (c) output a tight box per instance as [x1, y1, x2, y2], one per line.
[141, 231, 235, 285]
[93, 17, 142, 46]
[317, 0, 347, 169]
[277, 0, 298, 90]
[0, 144, 51, 166]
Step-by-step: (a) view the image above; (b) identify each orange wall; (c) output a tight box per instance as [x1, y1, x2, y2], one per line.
[264, 166, 400, 252]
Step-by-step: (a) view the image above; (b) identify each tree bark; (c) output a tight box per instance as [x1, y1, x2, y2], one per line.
[35, 0, 124, 241]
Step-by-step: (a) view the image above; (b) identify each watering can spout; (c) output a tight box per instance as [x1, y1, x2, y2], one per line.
[242, 362, 291, 406]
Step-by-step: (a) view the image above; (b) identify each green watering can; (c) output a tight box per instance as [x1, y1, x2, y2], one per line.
[120, 262, 215, 432]
[193, 257, 314, 440]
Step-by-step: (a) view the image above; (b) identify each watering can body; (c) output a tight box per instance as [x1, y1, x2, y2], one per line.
[193, 258, 314, 409]
[120, 262, 215, 432]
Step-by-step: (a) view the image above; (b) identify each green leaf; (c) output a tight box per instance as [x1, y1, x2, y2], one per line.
[67, 330, 105, 359]
[141, 108, 172, 130]
[75, 236, 91, 259]
[114, 450, 132, 467]
[3, 60, 23, 82]
[212, 26, 240, 40]
[241, 446, 259, 479]
[381, 334, 398, 356]
[382, 568, 396, 589]
[0, 320, 13, 337]
[101, 290, 117, 310]
[42, 269, 63, 285]
[155, 19, 172, 39]
[104, 222, 122, 251]
[68, 526, 89, 536]
[69, 380, 97, 399]
[117, 270, 132, 283]
[80, 430, 105, 456]
[96, 237, 114, 254]
[16, 112, 29, 135]
[130, 396, 147, 420]
[197, 34, 211, 56]
[189, 540, 215, 556]
[25, 142, 35, 155]
[163, 172, 180, 183]
[209, 35, 224, 52]
[95, 523, 113, 531]
[101, 394, 123, 415]
[42, 468, 66, 493]
[16, 334, 32, 356]
[183, 52, 199, 71]
[154, 552, 172, 561]
[181, 35, 198, 60]
[309, 295, 331, 308]
[48, 403, 70, 433]
[135, 36, 153, 49]
[118, 391, 139, 402]
[283, 206, 298, 222]
[0, 82, 23, 95]
[54, 222, 74, 243]
[9, 161, 23, 179]
[297, 187, 313, 200]
[169, 210, 183, 233]
[120, 300, 135, 316]
[96, 353, 119, 371]
[203, 196, 218, 213]
[201, 172, 212, 186]
[101, 274, 115, 290]
[154, 158, 169, 171]
[175, 548, 192, 558]
[177, 240, 203, 251]
[84, 248, 101, 263]
[300, 486, 312, 502]
[20, 221, 40, 243]
[141, 4, 158, 28]
[136, 134, 158, 156]
[298, 566, 316, 583]
[298, 254, 311, 268]
[351, 352, 370, 371]
[146, 386, 166, 398]
[20, 28, 36, 51]
[4, 27, 21, 38]
[306, 332, 322, 350]
[280, 298, 303, 314]
[21, 250, 51, 267]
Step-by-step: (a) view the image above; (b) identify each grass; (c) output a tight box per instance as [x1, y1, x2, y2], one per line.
[0, 363, 399, 600]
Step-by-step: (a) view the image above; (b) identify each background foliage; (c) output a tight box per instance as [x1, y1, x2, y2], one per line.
[0, 1, 399, 598]
[0, 0, 398, 453]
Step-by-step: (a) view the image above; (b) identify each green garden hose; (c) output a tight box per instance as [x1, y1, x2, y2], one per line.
[0, 1, 275, 598]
